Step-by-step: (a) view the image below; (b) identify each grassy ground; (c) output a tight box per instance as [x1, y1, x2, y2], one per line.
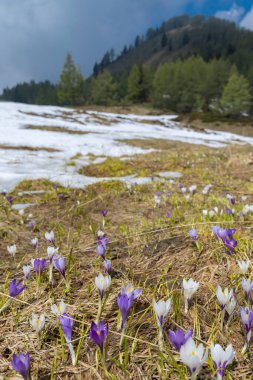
[1, 139, 253, 379]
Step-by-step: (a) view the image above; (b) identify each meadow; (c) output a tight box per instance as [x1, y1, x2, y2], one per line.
[1, 136, 253, 379]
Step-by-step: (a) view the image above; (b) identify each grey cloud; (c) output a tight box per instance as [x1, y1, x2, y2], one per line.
[0, 0, 190, 91]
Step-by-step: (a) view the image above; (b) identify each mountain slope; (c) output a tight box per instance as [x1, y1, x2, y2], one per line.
[95, 15, 253, 77]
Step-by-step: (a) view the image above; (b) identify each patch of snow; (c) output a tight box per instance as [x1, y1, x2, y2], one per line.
[0, 101, 253, 191]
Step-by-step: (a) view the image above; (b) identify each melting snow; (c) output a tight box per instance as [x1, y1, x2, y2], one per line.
[0, 101, 253, 191]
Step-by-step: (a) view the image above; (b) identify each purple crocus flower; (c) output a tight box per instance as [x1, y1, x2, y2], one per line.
[101, 210, 107, 217]
[96, 243, 106, 258]
[167, 212, 171, 218]
[212, 226, 220, 240]
[32, 258, 47, 275]
[117, 293, 135, 329]
[6, 196, 13, 203]
[1, 191, 7, 196]
[96, 236, 109, 259]
[54, 256, 66, 279]
[218, 228, 227, 241]
[179, 184, 184, 189]
[59, 313, 73, 342]
[11, 352, 30, 380]
[214, 227, 237, 254]
[9, 279, 25, 297]
[226, 193, 235, 205]
[225, 208, 233, 215]
[103, 259, 111, 274]
[223, 237, 237, 254]
[89, 321, 108, 351]
[28, 221, 35, 230]
[240, 306, 253, 345]
[168, 328, 193, 351]
[188, 228, 197, 241]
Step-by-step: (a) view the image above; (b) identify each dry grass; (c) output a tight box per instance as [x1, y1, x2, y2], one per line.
[0, 145, 60, 152]
[24, 125, 90, 135]
[1, 142, 253, 379]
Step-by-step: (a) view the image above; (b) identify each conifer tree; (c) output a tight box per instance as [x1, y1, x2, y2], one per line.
[91, 70, 118, 105]
[57, 53, 84, 106]
[127, 64, 152, 103]
[220, 72, 252, 116]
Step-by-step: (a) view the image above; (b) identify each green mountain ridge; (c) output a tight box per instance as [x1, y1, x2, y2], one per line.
[95, 14, 253, 79]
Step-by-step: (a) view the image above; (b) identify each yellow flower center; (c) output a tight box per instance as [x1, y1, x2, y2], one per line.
[96, 331, 101, 336]
[191, 351, 195, 356]
[36, 319, 40, 326]
[127, 287, 133, 293]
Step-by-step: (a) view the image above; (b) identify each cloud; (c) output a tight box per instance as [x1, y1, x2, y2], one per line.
[215, 3, 245, 23]
[241, 5, 253, 30]
[0, 0, 190, 91]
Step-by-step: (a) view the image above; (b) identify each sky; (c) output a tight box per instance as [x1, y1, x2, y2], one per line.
[0, 0, 253, 91]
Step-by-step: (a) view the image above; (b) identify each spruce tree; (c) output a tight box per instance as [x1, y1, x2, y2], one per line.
[57, 53, 84, 106]
[220, 72, 252, 116]
[127, 64, 152, 103]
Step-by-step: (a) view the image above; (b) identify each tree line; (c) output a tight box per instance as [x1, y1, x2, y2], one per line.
[1, 53, 252, 117]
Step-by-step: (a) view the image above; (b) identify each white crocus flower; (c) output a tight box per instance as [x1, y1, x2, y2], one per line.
[237, 260, 250, 275]
[211, 344, 234, 380]
[51, 300, 67, 316]
[216, 286, 233, 309]
[23, 265, 32, 279]
[7, 244, 16, 258]
[189, 185, 197, 194]
[202, 184, 212, 195]
[225, 296, 236, 317]
[209, 210, 215, 218]
[153, 298, 171, 328]
[216, 286, 233, 330]
[202, 209, 208, 216]
[180, 337, 208, 379]
[242, 278, 253, 303]
[47, 246, 58, 259]
[30, 313, 45, 333]
[45, 230, 54, 243]
[31, 237, 38, 249]
[47, 246, 59, 284]
[183, 278, 199, 313]
[97, 230, 105, 238]
[154, 194, 161, 207]
[95, 273, 111, 300]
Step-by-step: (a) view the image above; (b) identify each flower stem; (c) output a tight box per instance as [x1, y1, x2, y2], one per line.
[158, 327, 164, 351]
[120, 325, 126, 349]
[67, 342, 76, 366]
[220, 308, 225, 331]
[96, 298, 103, 324]
[185, 299, 189, 314]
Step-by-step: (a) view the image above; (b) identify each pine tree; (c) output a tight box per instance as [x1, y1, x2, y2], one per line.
[57, 53, 84, 106]
[220, 72, 252, 116]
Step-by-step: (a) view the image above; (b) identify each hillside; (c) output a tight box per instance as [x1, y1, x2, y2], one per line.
[95, 15, 253, 78]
